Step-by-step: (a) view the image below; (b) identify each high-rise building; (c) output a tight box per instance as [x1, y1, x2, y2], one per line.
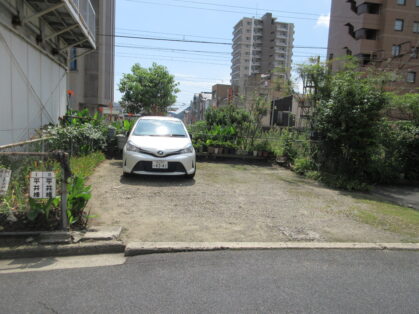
[327, 0, 419, 91]
[231, 13, 294, 90]
[68, 0, 115, 113]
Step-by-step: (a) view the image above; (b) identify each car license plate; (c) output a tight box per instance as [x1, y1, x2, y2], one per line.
[152, 161, 168, 169]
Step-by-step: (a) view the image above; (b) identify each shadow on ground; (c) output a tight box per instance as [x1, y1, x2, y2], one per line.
[109, 159, 196, 187]
[337, 186, 419, 210]
[0, 257, 57, 271]
[120, 175, 196, 187]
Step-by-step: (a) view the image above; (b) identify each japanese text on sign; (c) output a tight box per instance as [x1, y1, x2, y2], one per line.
[30, 172, 56, 199]
[0, 169, 12, 196]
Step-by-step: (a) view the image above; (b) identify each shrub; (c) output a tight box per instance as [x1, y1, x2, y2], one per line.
[293, 157, 316, 175]
[311, 66, 387, 183]
[48, 123, 107, 156]
[66, 175, 92, 227]
[370, 120, 419, 182]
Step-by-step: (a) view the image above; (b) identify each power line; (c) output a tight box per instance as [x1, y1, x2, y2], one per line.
[101, 33, 231, 45]
[116, 48, 230, 60]
[116, 27, 231, 41]
[123, 0, 320, 21]
[122, 0, 374, 25]
[102, 33, 328, 49]
[115, 44, 326, 63]
[116, 52, 230, 63]
[115, 44, 230, 55]
[169, 0, 322, 17]
[116, 54, 229, 66]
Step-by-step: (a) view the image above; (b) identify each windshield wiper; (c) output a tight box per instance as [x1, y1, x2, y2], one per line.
[171, 134, 186, 137]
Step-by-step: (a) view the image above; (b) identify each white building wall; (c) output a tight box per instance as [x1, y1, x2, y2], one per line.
[0, 25, 67, 146]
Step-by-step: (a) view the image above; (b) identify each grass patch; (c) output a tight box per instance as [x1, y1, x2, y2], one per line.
[70, 152, 105, 178]
[353, 199, 419, 239]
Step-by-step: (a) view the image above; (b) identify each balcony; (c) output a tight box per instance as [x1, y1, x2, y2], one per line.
[24, 0, 96, 49]
[275, 54, 286, 61]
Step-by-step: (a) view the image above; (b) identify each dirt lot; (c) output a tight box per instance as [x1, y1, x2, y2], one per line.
[86, 159, 419, 243]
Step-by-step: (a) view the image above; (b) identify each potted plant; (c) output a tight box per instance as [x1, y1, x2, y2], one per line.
[252, 142, 263, 157]
[213, 140, 223, 154]
[226, 141, 237, 155]
[206, 139, 215, 154]
[115, 119, 134, 150]
[193, 140, 204, 153]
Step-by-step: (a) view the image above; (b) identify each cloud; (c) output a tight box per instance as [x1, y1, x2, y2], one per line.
[315, 14, 330, 28]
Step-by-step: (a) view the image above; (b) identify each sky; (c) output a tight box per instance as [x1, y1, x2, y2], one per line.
[114, 0, 332, 107]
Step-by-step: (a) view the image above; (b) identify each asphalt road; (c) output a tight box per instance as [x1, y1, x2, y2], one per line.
[0, 250, 418, 314]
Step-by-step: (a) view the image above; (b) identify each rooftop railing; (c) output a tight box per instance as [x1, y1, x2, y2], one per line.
[68, 0, 96, 41]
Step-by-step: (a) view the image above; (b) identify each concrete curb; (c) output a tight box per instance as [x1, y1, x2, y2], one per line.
[124, 242, 419, 256]
[0, 241, 125, 260]
[2, 241, 418, 260]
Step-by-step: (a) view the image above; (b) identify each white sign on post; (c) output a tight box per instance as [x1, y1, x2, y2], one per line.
[0, 169, 12, 196]
[30, 172, 56, 199]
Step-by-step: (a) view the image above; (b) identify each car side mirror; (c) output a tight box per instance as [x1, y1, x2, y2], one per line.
[189, 133, 193, 140]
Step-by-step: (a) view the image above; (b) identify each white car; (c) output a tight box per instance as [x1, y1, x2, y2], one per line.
[122, 116, 196, 179]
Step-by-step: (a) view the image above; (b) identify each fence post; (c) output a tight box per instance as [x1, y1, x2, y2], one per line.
[57, 151, 72, 230]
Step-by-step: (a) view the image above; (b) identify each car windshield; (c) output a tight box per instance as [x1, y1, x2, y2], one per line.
[132, 119, 187, 137]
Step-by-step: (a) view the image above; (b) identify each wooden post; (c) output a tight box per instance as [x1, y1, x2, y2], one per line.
[58, 152, 71, 230]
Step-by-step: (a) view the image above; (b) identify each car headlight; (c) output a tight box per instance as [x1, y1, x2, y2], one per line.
[125, 140, 142, 153]
[180, 144, 194, 154]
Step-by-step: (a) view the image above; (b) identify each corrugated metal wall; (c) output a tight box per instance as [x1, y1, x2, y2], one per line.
[0, 25, 67, 146]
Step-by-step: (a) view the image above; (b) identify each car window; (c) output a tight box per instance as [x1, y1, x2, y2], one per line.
[133, 119, 187, 137]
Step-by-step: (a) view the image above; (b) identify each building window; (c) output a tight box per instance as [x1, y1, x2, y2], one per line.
[407, 72, 416, 83]
[396, 0, 406, 5]
[412, 47, 419, 58]
[417, 0, 419, 6]
[413, 22, 419, 33]
[392, 45, 401, 56]
[69, 47, 77, 71]
[394, 19, 404, 31]
[355, 28, 378, 40]
[357, 3, 380, 14]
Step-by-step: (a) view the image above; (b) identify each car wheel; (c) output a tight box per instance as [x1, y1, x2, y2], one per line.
[185, 170, 195, 179]
[123, 171, 133, 177]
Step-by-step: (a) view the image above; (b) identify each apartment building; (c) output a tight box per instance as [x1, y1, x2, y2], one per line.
[211, 84, 234, 108]
[231, 13, 294, 91]
[190, 92, 212, 122]
[328, 0, 419, 91]
[68, 0, 115, 113]
[0, 0, 96, 145]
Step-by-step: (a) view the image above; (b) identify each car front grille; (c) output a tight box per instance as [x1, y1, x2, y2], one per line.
[132, 161, 186, 173]
[139, 149, 182, 158]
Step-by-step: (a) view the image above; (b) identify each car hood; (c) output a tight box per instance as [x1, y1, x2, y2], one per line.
[128, 135, 191, 151]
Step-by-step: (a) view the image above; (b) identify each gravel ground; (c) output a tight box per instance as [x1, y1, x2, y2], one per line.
[86, 159, 418, 243]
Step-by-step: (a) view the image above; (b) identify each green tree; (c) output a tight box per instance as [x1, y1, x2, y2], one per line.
[312, 68, 387, 181]
[118, 63, 179, 114]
